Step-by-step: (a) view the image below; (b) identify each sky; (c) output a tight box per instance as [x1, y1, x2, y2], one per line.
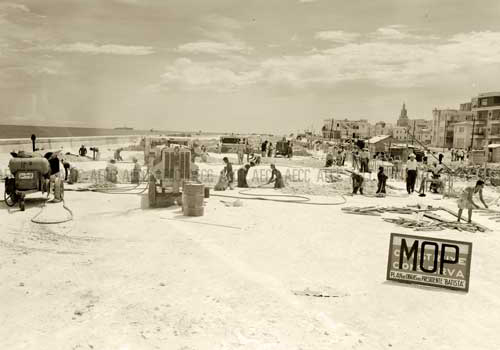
[1, 0, 500, 134]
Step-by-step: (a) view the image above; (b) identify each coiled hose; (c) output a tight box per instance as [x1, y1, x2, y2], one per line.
[31, 198, 74, 224]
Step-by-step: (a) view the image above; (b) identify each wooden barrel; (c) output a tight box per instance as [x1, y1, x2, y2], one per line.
[182, 182, 205, 216]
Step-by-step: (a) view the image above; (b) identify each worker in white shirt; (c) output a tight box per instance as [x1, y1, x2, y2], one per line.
[406, 153, 418, 194]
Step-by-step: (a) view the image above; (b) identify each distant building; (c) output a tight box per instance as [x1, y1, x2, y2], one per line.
[394, 103, 432, 144]
[453, 121, 475, 149]
[443, 92, 500, 150]
[393, 126, 408, 141]
[460, 102, 472, 111]
[373, 121, 394, 136]
[474, 91, 500, 147]
[396, 103, 409, 127]
[431, 108, 473, 149]
[322, 118, 372, 139]
[367, 135, 393, 154]
[415, 128, 432, 145]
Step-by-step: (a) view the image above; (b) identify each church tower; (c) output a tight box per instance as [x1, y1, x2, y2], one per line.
[397, 103, 409, 127]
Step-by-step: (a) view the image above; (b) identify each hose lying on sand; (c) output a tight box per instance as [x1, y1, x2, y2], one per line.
[211, 187, 347, 206]
[31, 198, 74, 224]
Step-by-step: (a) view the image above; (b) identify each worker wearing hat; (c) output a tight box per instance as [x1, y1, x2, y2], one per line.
[406, 153, 418, 194]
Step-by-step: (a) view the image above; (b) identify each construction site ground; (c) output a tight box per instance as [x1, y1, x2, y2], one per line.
[1, 145, 500, 350]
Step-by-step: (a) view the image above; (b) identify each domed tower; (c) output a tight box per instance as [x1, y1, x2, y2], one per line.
[397, 103, 409, 127]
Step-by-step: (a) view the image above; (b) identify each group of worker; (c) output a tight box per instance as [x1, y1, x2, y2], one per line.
[325, 147, 347, 167]
[79, 144, 100, 160]
[105, 157, 141, 184]
[216, 157, 284, 191]
[450, 148, 468, 162]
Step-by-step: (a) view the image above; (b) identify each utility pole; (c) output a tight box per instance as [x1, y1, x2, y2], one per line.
[442, 117, 447, 153]
[330, 118, 334, 140]
[470, 115, 476, 151]
[412, 120, 416, 146]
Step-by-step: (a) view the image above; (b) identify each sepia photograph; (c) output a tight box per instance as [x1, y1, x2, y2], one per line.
[1, 0, 500, 349]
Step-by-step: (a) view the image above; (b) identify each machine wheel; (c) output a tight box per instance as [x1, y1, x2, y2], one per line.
[4, 191, 17, 207]
[148, 176, 157, 208]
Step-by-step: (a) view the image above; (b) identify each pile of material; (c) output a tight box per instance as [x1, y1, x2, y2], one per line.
[341, 206, 433, 216]
[382, 217, 485, 232]
[341, 205, 489, 233]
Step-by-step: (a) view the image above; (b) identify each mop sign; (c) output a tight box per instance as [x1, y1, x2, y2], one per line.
[386, 233, 472, 292]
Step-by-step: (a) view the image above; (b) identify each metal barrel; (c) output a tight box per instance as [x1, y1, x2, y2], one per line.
[182, 182, 205, 216]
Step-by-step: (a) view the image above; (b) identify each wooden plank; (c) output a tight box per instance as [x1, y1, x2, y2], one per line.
[439, 206, 490, 232]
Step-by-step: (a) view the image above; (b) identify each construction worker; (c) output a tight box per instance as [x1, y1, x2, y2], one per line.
[457, 180, 488, 223]
[351, 150, 359, 170]
[105, 159, 118, 183]
[406, 153, 418, 194]
[44, 151, 62, 178]
[267, 164, 284, 189]
[131, 157, 141, 184]
[190, 156, 200, 183]
[245, 140, 252, 162]
[429, 162, 444, 193]
[261, 140, 268, 157]
[237, 141, 245, 165]
[268, 142, 274, 157]
[287, 141, 293, 158]
[79, 145, 87, 157]
[248, 152, 261, 166]
[237, 164, 251, 188]
[417, 162, 430, 197]
[61, 158, 71, 181]
[351, 171, 364, 195]
[43, 151, 63, 200]
[114, 148, 123, 161]
[392, 156, 401, 179]
[360, 148, 370, 173]
[222, 157, 234, 189]
[325, 152, 334, 167]
[376, 166, 387, 197]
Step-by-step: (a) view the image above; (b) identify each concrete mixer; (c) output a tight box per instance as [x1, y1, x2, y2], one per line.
[4, 153, 64, 211]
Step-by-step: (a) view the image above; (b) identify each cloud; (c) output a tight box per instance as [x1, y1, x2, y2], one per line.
[315, 30, 360, 44]
[158, 58, 259, 92]
[47, 42, 154, 55]
[176, 41, 251, 55]
[159, 31, 500, 91]
[0, 2, 30, 13]
[371, 25, 439, 41]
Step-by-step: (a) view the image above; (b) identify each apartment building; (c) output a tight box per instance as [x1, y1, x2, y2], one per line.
[431, 108, 473, 148]
[373, 121, 394, 136]
[474, 92, 500, 147]
[322, 118, 372, 139]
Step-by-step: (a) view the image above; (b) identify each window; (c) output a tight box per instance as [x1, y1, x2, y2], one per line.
[481, 99, 488, 106]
